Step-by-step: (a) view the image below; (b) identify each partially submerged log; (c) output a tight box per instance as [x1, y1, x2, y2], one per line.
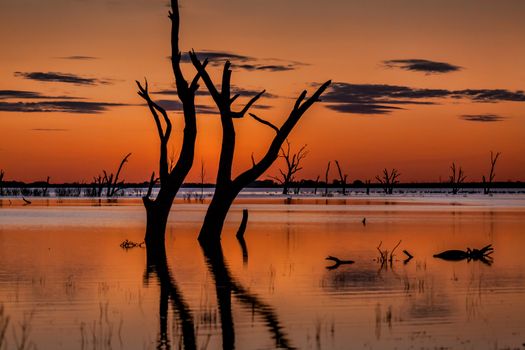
[433, 244, 493, 265]
[325, 255, 355, 270]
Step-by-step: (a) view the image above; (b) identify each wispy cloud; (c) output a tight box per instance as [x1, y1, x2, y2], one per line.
[459, 114, 507, 122]
[32, 128, 70, 132]
[156, 100, 218, 115]
[0, 89, 78, 100]
[383, 59, 462, 74]
[14, 71, 110, 86]
[154, 86, 277, 99]
[0, 101, 125, 114]
[323, 82, 525, 115]
[179, 50, 304, 72]
[56, 56, 99, 60]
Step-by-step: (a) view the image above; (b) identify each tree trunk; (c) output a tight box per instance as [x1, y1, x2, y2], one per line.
[198, 189, 236, 243]
[144, 189, 176, 248]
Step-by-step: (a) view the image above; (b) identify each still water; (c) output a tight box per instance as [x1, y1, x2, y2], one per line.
[0, 197, 524, 349]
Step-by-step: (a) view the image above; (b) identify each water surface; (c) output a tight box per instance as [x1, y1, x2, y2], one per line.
[1, 197, 524, 349]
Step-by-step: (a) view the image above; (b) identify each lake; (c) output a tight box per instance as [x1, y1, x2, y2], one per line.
[1, 195, 524, 349]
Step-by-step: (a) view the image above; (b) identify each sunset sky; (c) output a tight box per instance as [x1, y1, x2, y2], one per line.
[1, 0, 524, 183]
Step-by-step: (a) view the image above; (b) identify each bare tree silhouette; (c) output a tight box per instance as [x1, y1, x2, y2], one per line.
[136, 0, 207, 248]
[269, 140, 308, 195]
[376, 168, 400, 195]
[483, 151, 501, 195]
[89, 153, 131, 198]
[324, 161, 331, 197]
[144, 246, 196, 350]
[334, 160, 348, 195]
[0, 170, 4, 196]
[200, 238, 295, 349]
[449, 162, 466, 195]
[189, 54, 330, 243]
[313, 175, 320, 195]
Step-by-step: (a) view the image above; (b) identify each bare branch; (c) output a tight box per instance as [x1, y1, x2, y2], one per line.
[248, 113, 279, 133]
[232, 90, 265, 118]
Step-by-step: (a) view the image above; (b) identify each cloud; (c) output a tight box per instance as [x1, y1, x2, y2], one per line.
[179, 50, 302, 72]
[0, 101, 125, 114]
[14, 72, 110, 86]
[384, 59, 462, 74]
[325, 103, 403, 115]
[156, 100, 218, 115]
[57, 56, 99, 60]
[32, 128, 69, 132]
[459, 114, 507, 122]
[323, 82, 525, 115]
[154, 86, 277, 99]
[0, 89, 78, 100]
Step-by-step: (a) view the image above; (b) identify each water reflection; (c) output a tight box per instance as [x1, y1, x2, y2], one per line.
[144, 245, 196, 350]
[145, 237, 294, 350]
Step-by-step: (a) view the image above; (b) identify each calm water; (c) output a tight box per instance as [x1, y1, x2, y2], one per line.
[1, 197, 524, 349]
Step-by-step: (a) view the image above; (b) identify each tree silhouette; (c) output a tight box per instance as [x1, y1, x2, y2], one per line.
[449, 162, 466, 195]
[376, 168, 400, 195]
[189, 54, 330, 243]
[0, 170, 4, 196]
[334, 160, 348, 195]
[135, 0, 207, 248]
[483, 151, 501, 195]
[269, 140, 308, 195]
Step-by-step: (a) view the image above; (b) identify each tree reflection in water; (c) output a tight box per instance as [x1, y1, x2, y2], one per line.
[144, 235, 294, 349]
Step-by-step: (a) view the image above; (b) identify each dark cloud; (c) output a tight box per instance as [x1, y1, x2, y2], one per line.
[0, 89, 78, 100]
[57, 56, 99, 60]
[14, 72, 110, 86]
[179, 50, 302, 72]
[0, 101, 125, 114]
[325, 103, 403, 115]
[323, 82, 525, 115]
[459, 114, 507, 122]
[384, 59, 462, 74]
[32, 128, 69, 132]
[156, 100, 218, 115]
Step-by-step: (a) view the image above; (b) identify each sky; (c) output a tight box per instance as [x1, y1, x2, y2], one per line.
[1, 0, 524, 183]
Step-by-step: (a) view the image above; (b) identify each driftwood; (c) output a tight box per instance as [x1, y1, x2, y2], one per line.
[120, 239, 145, 249]
[325, 255, 355, 270]
[433, 244, 493, 265]
[402, 250, 413, 264]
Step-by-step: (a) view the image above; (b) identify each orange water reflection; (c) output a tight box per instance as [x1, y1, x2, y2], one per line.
[0, 199, 524, 349]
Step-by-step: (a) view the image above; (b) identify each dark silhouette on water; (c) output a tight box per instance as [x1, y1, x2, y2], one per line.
[433, 244, 493, 265]
[189, 51, 330, 242]
[449, 162, 466, 195]
[376, 168, 400, 195]
[325, 255, 355, 270]
[236, 209, 249, 265]
[144, 244, 197, 350]
[483, 151, 501, 195]
[269, 140, 308, 195]
[136, 0, 206, 249]
[335, 160, 348, 195]
[140, 221, 293, 349]
[200, 239, 295, 350]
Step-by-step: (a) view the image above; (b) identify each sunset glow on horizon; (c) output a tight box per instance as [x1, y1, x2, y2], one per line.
[1, 0, 524, 183]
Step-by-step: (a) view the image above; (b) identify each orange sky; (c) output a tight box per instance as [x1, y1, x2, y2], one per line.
[1, 0, 524, 183]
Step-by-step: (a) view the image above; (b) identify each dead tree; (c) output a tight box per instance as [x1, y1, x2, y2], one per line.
[375, 168, 400, 195]
[104, 153, 131, 197]
[335, 160, 348, 195]
[269, 140, 308, 195]
[135, 0, 207, 248]
[42, 176, 50, 197]
[0, 170, 4, 196]
[190, 53, 330, 243]
[483, 151, 501, 195]
[313, 175, 320, 195]
[449, 162, 466, 195]
[324, 161, 331, 197]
